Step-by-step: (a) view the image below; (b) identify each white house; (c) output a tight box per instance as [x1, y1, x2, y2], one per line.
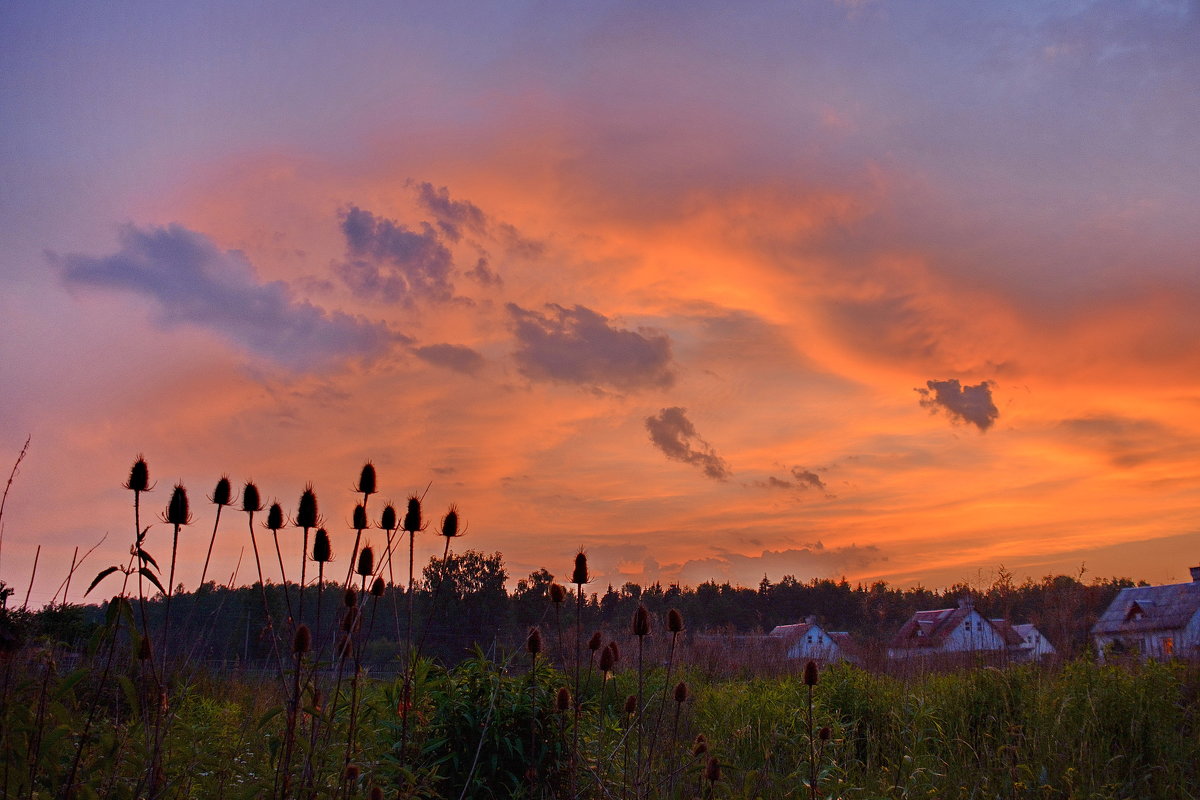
[1091, 567, 1200, 661]
[887, 597, 1019, 660]
[769, 616, 855, 663]
[991, 619, 1056, 661]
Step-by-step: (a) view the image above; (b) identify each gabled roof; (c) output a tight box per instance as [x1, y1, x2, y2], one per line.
[988, 618, 1032, 648]
[769, 622, 817, 640]
[1092, 581, 1200, 636]
[889, 607, 971, 649]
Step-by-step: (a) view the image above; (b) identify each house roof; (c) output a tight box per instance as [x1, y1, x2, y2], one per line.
[1091, 581, 1200, 636]
[769, 622, 817, 640]
[889, 607, 969, 649]
[988, 618, 1034, 648]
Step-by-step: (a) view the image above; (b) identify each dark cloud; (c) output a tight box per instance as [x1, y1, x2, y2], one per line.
[645, 407, 731, 480]
[917, 379, 998, 431]
[465, 255, 502, 288]
[56, 223, 400, 370]
[414, 182, 488, 243]
[413, 343, 485, 375]
[1057, 415, 1186, 469]
[336, 205, 454, 304]
[758, 466, 828, 493]
[508, 303, 674, 391]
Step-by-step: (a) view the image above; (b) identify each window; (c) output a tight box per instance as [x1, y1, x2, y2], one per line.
[806, 636, 813, 643]
[964, 620, 972, 631]
[1165, 637, 1175, 656]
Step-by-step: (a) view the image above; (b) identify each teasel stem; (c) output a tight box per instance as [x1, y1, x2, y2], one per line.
[199, 476, 232, 591]
[647, 609, 684, 775]
[631, 603, 651, 795]
[243, 486, 286, 688]
[398, 492, 426, 765]
[805, 659, 819, 800]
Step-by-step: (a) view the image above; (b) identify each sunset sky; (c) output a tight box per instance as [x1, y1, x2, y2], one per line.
[3, 1, 1200, 606]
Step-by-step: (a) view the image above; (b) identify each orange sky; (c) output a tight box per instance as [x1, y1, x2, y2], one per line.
[3, 2, 1199, 605]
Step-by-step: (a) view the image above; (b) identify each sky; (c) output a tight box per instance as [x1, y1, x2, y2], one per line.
[2, 0, 1200, 607]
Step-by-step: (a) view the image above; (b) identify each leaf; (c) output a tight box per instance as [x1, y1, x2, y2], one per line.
[85, 566, 120, 596]
[137, 548, 159, 570]
[140, 567, 165, 596]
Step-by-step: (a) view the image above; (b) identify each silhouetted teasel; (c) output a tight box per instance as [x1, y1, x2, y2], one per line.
[265, 502, 285, 531]
[549, 583, 567, 605]
[572, 551, 590, 585]
[163, 484, 192, 526]
[313, 529, 332, 562]
[588, 631, 603, 652]
[632, 604, 651, 638]
[705, 756, 721, 784]
[210, 476, 233, 507]
[607, 641, 621, 664]
[343, 588, 357, 608]
[624, 695, 638, 715]
[403, 496, 422, 533]
[242, 482, 263, 513]
[357, 546, 375, 578]
[692, 734, 708, 757]
[526, 626, 543, 656]
[674, 681, 689, 704]
[378, 503, 397, 532]
[668, 608, 684, 633]
[369, 786, 384, 800]
[356, 462, 377, 496]
[352, 504, 368, 531]
[804, 660, 819, 686]
[819, 726, 831, 742]
[440, 505, 460, 539]
[599, 643, 615, 673]
[295, 485, 319, 528]
[125, 455, 150, 493]
[556, 687, 572, 713]
[370, 577, 385, 597]
[293, 624, 311, 655]
[138, 635, 152, 661]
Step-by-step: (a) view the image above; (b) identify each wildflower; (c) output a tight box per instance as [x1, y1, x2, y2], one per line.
[403, 496, 422, 533]
[804, 660, 819, 686]
[572, 551, 590, 585]
[210, 476, 233, 507]
[527, 627, 543, 656]
[356, 462, 377, 495]
[163, 484, 192, 526]
[379, 503, 397, 531]
[125, 456, 150, 492]
[352, 503, 367, 531]
[312, 529, 332, 563]
[632, 604, 651, 638]
[295, 485, 319, 529]
[356, 546, 374, 577]
[293, 624, 311, 655]
[668, 608, 684, 633]
[265, 502, 284, 531]
[242, 482, 263, 513]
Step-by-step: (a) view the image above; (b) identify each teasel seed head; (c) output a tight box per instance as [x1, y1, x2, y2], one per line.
[632, 603, 651, 638]
[572, 550, 590, 585]
[344, 764, 360, 783]
[352, 503, 367, 531]
[356, 545, 374, 577]
[607, 640, 621, 664]
[371, 576, 385, 597]
[668, 608, 684, 633]
[265, 502, 284, 531]
[819, 726, 831, 741]
[705, 756, 721, 784]
[138, 635, 152, 661]
[295, 485, 319, 529]
[674, 680, 689, 704]
[588, 631, 603, 652]
[241, 482, 263, 513]
[293, 624, 311, 655]
[692, 734, 708, 757]
[403, 496, 422, 533]
[556, 686, 571, 713]
[210, 476, 233, 507]
[344, 587, 357, 607]
[125, 456, 150, 492]
[526, 626, 542, 656]
[624, 694, 638, 716]
[599, 643, 615, 673]
[803, 660, 819, 686]
[379, 503, 397, 532]
[369, 786, 384, 800]
[312, 528, 332, 563]
[163, 484, 192, 526]
[440, 505, 461, 539]
[356, 462, 377, 496]
[549, 583, 567, 605]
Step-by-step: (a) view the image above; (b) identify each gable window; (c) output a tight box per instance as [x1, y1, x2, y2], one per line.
[1165, 637, 1175, 656]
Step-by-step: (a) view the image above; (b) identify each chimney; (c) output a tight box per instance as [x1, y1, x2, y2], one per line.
[805, 614, 817, 625]
[957, 595, 974, 610]
[1190, 566, 1200, 583]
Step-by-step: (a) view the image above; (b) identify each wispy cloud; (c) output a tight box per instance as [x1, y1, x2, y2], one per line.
[645, 407, 731, 480]
[413, 342, 485, 375]
[414, 181, 488, 243]
[917, 379, 999, 431]
[757, 466, 828, 494]
[508, 303, 674, 391]
[56, 223, 400, 370]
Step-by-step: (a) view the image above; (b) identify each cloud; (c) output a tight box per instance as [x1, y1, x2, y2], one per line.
[56, 223, 400, 370]
[645, 407, 731, 480]
[413, 343, 485, 375]
[414, 182, 488, 243]
[674, 543, 884, 587]
[465, 255, 502, 288]
[916, 379, 999, 431]
[508, 303, 674, 391]
[758, 466, 828, 493]
[336, 205, 455, 304]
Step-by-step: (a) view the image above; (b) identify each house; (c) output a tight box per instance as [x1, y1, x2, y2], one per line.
[1091, 567, 1200, 661]
[769, 616, 856, 663]
[991, 619, 1056, 661]
[887, 596, 1021, 660]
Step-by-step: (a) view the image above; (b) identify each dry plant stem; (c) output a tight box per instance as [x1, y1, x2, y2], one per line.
[299, 525, 310, 623]
[161, 522, 182, 670]
[0, 435, 30, 574]
[247, 515, 287, 686]
[278, 650, 306, 800]
[645, 631, 680, 774]
[807, 682, 816, 800]
[573, 585, 584, 785]
[198, 504, 224, 590]
[21, 544, 39, 610]
[636, 637, 645, 795]
[272, 530, 295, 627]
[26, 657, 52, 798]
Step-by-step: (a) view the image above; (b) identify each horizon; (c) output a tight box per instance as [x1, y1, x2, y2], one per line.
[3, 2, 1199, 606]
